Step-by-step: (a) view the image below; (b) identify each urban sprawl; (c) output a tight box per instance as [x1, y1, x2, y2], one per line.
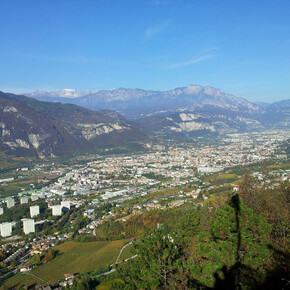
[0, 130, 289, 279]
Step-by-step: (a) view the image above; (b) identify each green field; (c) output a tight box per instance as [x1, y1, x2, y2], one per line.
[216, 173, 237, 180]
[1, 239, 130, 289]
[117, 244, 134, 262]
[96, 280, 113, 290]
[0, 273, 45, 290]
[204, 173, 238, 184]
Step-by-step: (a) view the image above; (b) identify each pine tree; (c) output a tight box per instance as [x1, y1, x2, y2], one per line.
[191, 195, 271, 287]
[114, 225, 195, 289]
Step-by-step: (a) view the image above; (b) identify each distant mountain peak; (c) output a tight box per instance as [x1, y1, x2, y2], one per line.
[25, 84, 266, 119]
[27, 89, 90, 99]
[0, 91, 145, 157]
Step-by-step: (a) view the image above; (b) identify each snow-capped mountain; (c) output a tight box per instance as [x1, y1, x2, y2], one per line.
[26, 85, 262, 119]
[24, 85, 289, 140]
[27, 89, 91, 99]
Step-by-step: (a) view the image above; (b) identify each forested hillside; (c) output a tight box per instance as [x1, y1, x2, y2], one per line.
[107, 180, 289, 289]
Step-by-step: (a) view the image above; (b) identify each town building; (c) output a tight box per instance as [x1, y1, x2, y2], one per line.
[197, 166, 224, 174]
[0, 177, 14, 184]
[61, 200, 70, 211]
[6, 198, 15, 208]
[30, 205, 40, 218]
[20, 196, 29, 204]
[0, 222, 12, 237]
[23, 219, 35, 234]
[31, 195, 39, 201]
[52, 205, 62, 216]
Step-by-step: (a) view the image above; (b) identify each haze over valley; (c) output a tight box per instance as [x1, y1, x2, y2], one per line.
[0, 85, 289, 158]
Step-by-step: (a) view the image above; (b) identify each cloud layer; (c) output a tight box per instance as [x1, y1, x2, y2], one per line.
[145, 20, 171, 40]
[161, 54, 215, 69]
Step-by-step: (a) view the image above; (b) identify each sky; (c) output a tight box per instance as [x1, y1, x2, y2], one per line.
[0, 0, 289, 103]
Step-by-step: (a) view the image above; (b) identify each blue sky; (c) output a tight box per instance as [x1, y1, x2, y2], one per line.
[0, 0, 289, 102]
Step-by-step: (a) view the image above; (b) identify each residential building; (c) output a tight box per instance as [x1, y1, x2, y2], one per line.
[31, 195, 39, 201]
[52, 205, 62, 216]
[0, 222, 12, 237]
[20, 196, 29, 204]
[30, 205, 40, 218]
[23, 219, 35, 234]
[6, 198, 15, 208]
[61, 200, 70, 211]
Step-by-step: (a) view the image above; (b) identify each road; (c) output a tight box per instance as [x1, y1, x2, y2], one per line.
[115, 240, 133, 264]
[94, 240, 137, 278]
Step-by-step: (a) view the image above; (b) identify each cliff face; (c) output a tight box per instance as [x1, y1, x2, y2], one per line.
[0, 92, 145, 158]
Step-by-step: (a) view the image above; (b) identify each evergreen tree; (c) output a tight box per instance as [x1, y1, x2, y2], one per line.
[114, 225, 196, 289]
[191, 195, 271, 287]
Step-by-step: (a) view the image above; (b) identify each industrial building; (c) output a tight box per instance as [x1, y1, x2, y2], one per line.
[23, 219, 35, 234]
[197, 166, 224, 174]
[30, 205, 40, 218]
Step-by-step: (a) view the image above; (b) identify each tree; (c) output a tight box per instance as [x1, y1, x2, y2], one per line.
[43, 251, 53, 263]
[115, 225, 196, 289]
[9, 260, 16, 269]
[190, 195, 272, 287]
[176, 208, 200, 237]
[241, 181, 289, 247]
[43, 250, 58, 263]
[0, 251, 5, 262]
[239, 181, 290, 280]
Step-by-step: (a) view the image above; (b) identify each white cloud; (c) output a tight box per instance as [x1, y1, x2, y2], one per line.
[161, 54, 215, 69]
[145, 19, 171, 40]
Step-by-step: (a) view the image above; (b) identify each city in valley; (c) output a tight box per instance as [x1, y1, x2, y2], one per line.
[0, 129, 289, 287]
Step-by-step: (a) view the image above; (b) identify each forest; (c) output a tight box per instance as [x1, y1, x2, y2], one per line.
[107, 177, 289, 289]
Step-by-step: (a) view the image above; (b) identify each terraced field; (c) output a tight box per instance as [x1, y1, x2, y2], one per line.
[1, 239, 130, 289]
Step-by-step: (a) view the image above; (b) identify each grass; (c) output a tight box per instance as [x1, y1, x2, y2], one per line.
[266, 162, 290, 170]
[204, 173, 239, 185]
[118, 244, 134, 261]
[0, 185, 22, 197]
[96, 280, 113, 290]
[96, 278, 124, 290]
[146, 187, 180, 200]
[1, 239, 130, 289]
[216, 174, 237, 180]
[0, 173, 60, 198]
[0, 273, 45, 290]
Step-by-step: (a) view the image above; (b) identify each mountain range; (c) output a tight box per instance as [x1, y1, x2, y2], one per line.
[0, 92, 144, 158]
[26, 85, 289, 136]
[27, 85, 262, 119]
[0, 85, 289, 157]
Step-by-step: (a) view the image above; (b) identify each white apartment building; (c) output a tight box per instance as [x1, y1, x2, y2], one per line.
[23, 219, 35, 234]
[52, 205, 62, 216]
[20, 196, 29, 204]
[31, 195, 39, 201]
[0, 222, 12, 237]
[61, 200, 70, 210]
[6, 198, 15, 208]
[30, 205, 40, 218]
